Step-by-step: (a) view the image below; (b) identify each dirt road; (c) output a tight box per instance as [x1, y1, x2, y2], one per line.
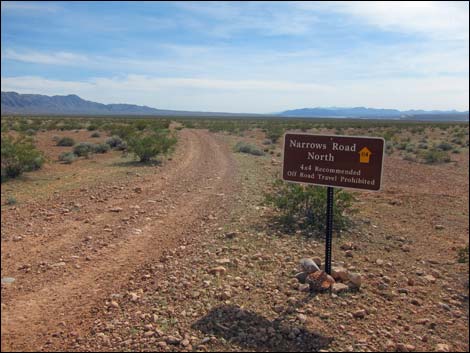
[1, 129, 238, 352]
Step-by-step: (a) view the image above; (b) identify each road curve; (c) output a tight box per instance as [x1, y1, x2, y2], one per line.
[1, 129, 238, 352]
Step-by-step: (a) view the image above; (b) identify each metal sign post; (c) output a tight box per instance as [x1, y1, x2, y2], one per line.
[325, 186, 334, 275]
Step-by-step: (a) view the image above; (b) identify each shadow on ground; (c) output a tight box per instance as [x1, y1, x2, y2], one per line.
[192, 304, 332, 352]
[111, 159, 162, 168]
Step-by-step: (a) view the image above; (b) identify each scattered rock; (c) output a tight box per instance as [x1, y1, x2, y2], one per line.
[332, 283, 349, 294]
[215, 258, 231, 265]
[347, 272, 362, 289]
[436, 343, 450, 352]
[423, 275, 436, 283]
[353, 309, 366, 319]
[306, 271, 335, 291]
[224, 232, 238, 239]
[331, 266, 348, 282]
[109, 207, 123, 212]
[166, 336, 181, 345]
[299, 258, 320, 273]
[208, 266, 227, 276]
[1, 277, 15, 284]
[340, 242, 354, 250]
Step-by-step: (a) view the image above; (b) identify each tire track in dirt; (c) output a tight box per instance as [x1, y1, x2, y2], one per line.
[1, 129, 238, 352]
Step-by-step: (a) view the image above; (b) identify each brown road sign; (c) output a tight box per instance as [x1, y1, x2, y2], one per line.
[282, 133, 384, 191]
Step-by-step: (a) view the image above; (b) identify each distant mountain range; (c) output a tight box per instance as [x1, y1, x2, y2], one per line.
[0, 91, 254, 117]
[279, 107, 469, 119]
[1, 91, 468, 121]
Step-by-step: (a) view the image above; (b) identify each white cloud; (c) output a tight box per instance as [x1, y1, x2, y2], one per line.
[1, 1, 61, 13]
[3, 49, 90, 66]
[298, 1, 469, 40]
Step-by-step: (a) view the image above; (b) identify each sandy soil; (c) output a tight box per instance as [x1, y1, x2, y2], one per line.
[1, 127, 468, 352]
[1, 129, 238, 351]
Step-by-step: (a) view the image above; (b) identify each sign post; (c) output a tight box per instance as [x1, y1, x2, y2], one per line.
[282, 133, 384, 274]
[325, 186, 334, 275]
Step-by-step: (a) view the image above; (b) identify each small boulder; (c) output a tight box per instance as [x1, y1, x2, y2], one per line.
[353, 309, 366, 319]
[209, 266, 227, 276]
[347, 272, 362, 289]
[332, 283, 349, 294]
[331, 266, 348, 282]
[299, 258, 320, 274]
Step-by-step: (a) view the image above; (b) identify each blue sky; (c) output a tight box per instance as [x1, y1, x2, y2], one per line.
[1, 1, 469, 113]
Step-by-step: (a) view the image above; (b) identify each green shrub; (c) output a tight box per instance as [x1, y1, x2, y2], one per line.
[92, 143, 110, 154]
[457, 245, 469, 263]
[266, 126, 284, 143]
[234, 141, 265, 156]
[265, 180, 355, 236]
[105, 135, 125, 148]
[1, 134, 45, 181]
[87, 124, 98, 131]
[403, 153, 416, 162]
[58, 151, 77, 164]
[417, 143, 428, 150]
[421, 149, 451, 164]
[6, 196, 17, 205]
[73, 142, 95, 157]
[405, 143, 415, 153]
[57, 137, 75, 146]
[437, 142, 453, 151]
[90, 132, 101, 138]
[127, 131, 177, 162]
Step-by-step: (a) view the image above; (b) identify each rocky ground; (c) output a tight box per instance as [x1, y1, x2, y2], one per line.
[1, 127, 469, 352]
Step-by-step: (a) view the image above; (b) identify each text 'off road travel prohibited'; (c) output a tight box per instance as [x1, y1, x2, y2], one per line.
[282, 133, 385, 191]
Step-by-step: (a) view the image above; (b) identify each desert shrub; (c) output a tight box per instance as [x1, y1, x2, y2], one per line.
[405, 143, 415, 153]
[87, 124, 98, 131]
[115, 140, 128, 151]
[437, 142, 453, 151]
[1, 135, 45, 181]
[417, 143, 428, 150]
[6, 196, 17, 205]
[127, 131, 177, 162]
[57, 137, 75, 146]
[107, 124, 136, 140]
[457, 245, 469, 263]
[92, 143, 110, 154]
[403, 153, 416, 162]
[105, 135, 125, 148]
[234, 141, 265, 156]
[396, 142, 408, 150]
[421, 149, 451, 164]
[266, 126, 284, 143]
[73, 142, 95, 157]
[265, 180, 355, 236]
[90, 132, 101, 138]
[58, 151, 77, 164]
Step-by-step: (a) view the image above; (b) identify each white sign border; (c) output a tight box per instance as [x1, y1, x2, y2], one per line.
[281, 131, 386, 192]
